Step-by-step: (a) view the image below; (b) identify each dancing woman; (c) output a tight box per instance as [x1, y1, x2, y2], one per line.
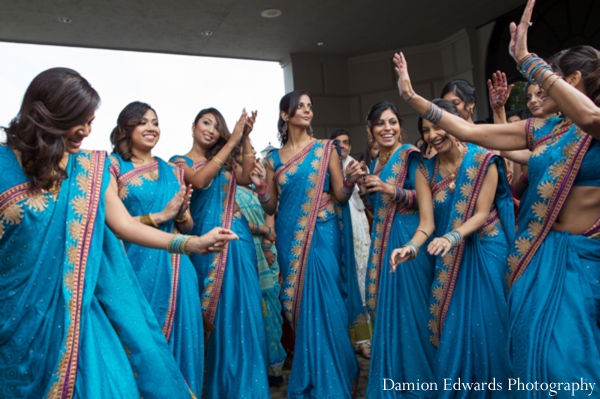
[361, 102, 436, 398]
[391, 99, 515, 397]
[394, 0, 600, 392]
[109, 101, 204, 396]
[0, 68, 235, 398]
[170, 108, 270, 398]
[251, 90, 367, 398]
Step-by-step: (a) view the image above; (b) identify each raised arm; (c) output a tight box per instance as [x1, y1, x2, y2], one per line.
[250, 159, 279, 216]
[186, 110, 248, 189]
[508, 0, 600, 137]
[393, 52, 528, 151]
[234, 111, 258, 186]
[328, 150, 365, 205]
[390, 169, 435, 271]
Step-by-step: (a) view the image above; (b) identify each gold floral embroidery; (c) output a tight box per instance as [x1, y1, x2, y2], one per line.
[466, 166, 478, 181]
[71, 196, 87, 216]
[507, 254, 520, 272]
[292, 245, 302, 256]
[432, 286, 444, 301]
[311, 159, 320, 170]
[314, 147, 324, 158]
[455, 200, 467, 216]
[287, 164, 298, 175]
[385, 176, 396, 185]
[532, 144, 548, 157]
[434, 189, 447, 203]
[367, 284, 377, 294]
[562, 141, 577, 158]
[549, 161, 565, 179]
[301, 202, 312, 214]
[298, 216, 308, 227]
[24, 194, 48, 212]
[515, 237, 532, 255]
[118, 186, 129, 200]
[436, 269, 448, 284]
[368, 268, 378, 280]
[68, 220, 82, 241]
[2, 203, 24, 225]
[77, 156, 91, 172]
[429, 303, 439, 316]
[67, 246, 78, 265]
[460, 183, 473, 198]
[284, 286, 295, 299]
[377, 208, 387, 219]
[375, 224, 383, 235]
[64, 271, 75, 290]
[537, 181, 554, 200]
[294, 230, 305, 242]
[309, 173, 318, 185]
[0, 222, 4, 240]
[286, 273, 297, 285]
[528, 220, 543, 237]
[451, 218, 463, 230]
[531, 201, 548, 220]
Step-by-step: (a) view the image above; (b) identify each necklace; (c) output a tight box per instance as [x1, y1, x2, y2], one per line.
[438, 145, 465, 192]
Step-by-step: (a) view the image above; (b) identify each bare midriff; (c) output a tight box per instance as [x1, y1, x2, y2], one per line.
[552, 185, 600, 234]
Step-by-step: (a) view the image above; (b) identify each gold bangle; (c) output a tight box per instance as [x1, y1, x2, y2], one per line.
[175, 211, 190, 223]
[212, 157, 224, 167]
[242, 153, 254, 158]
[140, 213, 159, 228]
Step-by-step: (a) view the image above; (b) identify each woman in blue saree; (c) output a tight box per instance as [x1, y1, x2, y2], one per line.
[250, 90, 368, 398]
[171, 107, 270, 398]
[108, 101, 204, 396]
[234, 161, 286, 386]
[361, 101, 436, 398]
[391, 100, 515, 398]
[394, 4, 600, 393]
[0, 68, 237, 398]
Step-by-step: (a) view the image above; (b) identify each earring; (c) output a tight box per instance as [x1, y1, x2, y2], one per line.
[308, 125, 313, 137]
[282, 120, 288, 135]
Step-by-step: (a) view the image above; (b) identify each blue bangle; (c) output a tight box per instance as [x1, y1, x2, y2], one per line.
[259, 193, 271, 203]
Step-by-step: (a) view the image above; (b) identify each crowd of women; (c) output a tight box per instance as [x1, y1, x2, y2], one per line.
[1, 0, 599, 397]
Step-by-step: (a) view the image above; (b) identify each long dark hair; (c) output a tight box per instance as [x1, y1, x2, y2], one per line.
[416, 99, 463, 158]
[440, 79, 477, 114]
[552, 45, 600, 107]
[4, 67, 100, 190]
[277, 90, 313, 146]
[110, 101, 156, 161]
[192, 108, 237, 170]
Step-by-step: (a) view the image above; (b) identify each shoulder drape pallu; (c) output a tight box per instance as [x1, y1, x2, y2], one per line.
[170, 155, 269, 399]
[109, 154, 203, 396]
[507, 117, 600, 398]
[365, 144, 437, 398]
[0, 146, 193, 398]
[420, 143, 515, 398]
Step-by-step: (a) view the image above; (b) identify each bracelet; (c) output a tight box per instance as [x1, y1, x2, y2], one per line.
[405, 92, 415, 102]
[255, 183, 268, 196]
[544, 75, 561, 95]
[261, 241, 273, 251]
[341, 183, 354, 195]
[519, 172, 529, 183]
[242, 153, 254, 158]
[403, 240, 420, 260]
[167, 234, 193, 255]
[394, 187, 407, 202]
[259, 193, 271, 203]
[516, 53, 534, 69]
[212, 156, 225, 167]
[175, 211, 190, 223]
[342, 179, 355, 189]
[442, 230, 463, 249]
[140, 213, 159, 228]
[422, 102, 443, 125]
[416, 229, 430, 239]
[266, 226, 272, 238]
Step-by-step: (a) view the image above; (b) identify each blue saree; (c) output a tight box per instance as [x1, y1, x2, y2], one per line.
[0, 146, 192, 398]
[235, 185, 287, 383]
[365, 144, 436, 398]
[420, 143, 515, 398]
[265, 139, 364, 398]
[507, 117, 600, 397]
[170, 155, 269, 399]
[108, 154, 203, 396]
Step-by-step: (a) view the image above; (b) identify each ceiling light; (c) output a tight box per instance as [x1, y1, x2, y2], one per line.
[201, 31, 213, 36]
[317, 42, 324, 46]
[58, 17, 72, 23]
[261, 8, 282, 18]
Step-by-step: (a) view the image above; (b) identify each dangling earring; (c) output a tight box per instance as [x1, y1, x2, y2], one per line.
[308, 125, 313, 137]
[282, 120, 288, 135]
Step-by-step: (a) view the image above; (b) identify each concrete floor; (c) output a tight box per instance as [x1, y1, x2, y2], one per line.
[269, 353, 370, 399]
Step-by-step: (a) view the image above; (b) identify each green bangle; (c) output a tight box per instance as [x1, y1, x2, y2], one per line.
[167, 234, 193, 256]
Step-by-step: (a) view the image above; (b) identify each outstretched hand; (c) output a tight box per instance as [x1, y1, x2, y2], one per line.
[487, 71, 514, 111]
[230, 109, 249, 144]
[509, 0, 535, 63]
[393, 52, 414, 100]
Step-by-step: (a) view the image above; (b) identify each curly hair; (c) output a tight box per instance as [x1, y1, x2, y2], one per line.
[110, 101, 156, 161]
[192, 108, 238, 170]
[3, 67, 100, 190]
